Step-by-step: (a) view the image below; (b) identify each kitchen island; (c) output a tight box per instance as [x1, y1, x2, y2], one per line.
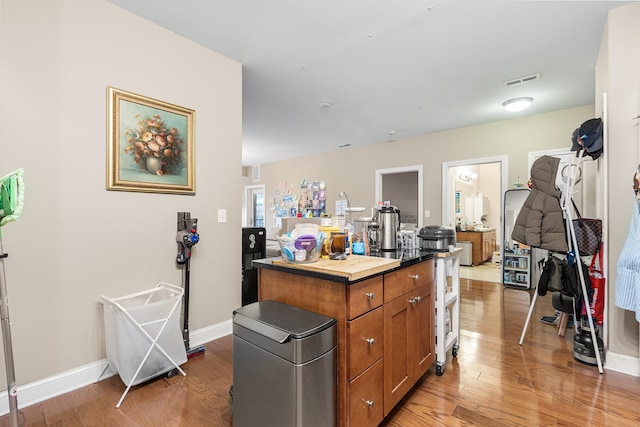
[254, 250, 435, 427]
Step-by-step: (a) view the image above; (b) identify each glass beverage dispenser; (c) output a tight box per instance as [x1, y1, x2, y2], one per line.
[352, 217, 371, 255]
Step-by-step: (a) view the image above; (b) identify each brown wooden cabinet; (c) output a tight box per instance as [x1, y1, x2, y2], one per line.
[456, 230, 496, 265]
[348, 359, 384, 426]
[347, 306, 383, 380]
[383, 262, 434, 415]
[257, 256, 435, 427]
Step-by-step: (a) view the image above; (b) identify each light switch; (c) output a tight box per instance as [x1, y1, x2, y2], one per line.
[218, 208, 227, 223]
[424, 210, 430, 218]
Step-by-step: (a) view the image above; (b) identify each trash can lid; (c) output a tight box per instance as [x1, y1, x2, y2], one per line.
[233, 300, 336, 340]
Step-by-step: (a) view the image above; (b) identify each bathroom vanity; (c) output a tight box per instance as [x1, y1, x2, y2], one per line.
[455, 229, 496, 266]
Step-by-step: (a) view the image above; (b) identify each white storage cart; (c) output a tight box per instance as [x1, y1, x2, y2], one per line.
[434, 248, 462, 376]
[98, 282, 187, 407]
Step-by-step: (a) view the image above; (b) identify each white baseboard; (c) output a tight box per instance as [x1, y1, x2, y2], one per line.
[604, 351, 640, 377]
[0, 319, 233, 416]
[189, 319, 232, 348]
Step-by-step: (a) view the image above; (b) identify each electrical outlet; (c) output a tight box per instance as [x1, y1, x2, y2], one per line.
[218, 208, 227, 223]
[424, 210, 430, 218]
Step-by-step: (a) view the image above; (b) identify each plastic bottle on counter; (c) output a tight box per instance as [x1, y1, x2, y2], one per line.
[345, 227, 351, 256]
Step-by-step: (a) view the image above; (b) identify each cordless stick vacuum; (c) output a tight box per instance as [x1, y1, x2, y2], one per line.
[0, 168, 25, 427]
[176, 212, 205, 358]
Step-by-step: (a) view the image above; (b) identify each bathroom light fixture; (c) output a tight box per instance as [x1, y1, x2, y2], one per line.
[502, 97, 533, 112]
[458, 171, 478, 183]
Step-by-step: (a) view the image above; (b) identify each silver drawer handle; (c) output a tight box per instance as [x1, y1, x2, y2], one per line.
[409, 274, 419, 280]
[364, 338, 375, 345]
[363, 399, 374, 408]
[365, 292, 375, 300]
[408, 296, 422, 304]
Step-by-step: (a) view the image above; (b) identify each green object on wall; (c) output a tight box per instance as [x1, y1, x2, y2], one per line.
[0, 168, 24, 227]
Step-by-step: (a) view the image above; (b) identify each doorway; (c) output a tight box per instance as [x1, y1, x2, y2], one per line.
[243, 184, 265, 227]
[375, 165, 424, 229]
[442, 156, 508, 251]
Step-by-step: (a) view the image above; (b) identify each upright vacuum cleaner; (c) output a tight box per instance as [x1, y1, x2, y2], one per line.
[0, 168, 25, 427]
[176, 212, 205, 358]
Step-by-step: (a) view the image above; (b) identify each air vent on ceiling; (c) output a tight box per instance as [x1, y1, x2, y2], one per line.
[503, 73, 541, 87]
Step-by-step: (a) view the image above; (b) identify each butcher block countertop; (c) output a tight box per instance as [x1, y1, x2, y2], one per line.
[254, 250, 433, 284]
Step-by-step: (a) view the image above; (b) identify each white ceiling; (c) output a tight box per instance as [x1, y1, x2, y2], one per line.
[110, 0, 629, 166]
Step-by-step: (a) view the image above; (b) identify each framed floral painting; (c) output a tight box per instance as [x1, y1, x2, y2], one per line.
[107, 87, 195, 194]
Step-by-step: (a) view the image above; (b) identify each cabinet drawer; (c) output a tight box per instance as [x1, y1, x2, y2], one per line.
[348, 359, 383, 427]
[384, 260, 433, 303]
[347, 276, 383, 320]
[347, 307, 383, 380]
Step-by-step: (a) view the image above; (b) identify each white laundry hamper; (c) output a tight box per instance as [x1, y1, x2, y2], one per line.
[99, 282, 187, 407]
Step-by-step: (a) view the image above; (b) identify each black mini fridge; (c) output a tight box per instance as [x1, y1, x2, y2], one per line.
[241, 227, 266, 306]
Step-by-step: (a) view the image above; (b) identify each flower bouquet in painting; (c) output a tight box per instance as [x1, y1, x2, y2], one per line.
[124, 114, 185, 176]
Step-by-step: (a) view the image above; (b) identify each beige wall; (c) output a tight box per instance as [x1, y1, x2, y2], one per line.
[259, 105, 594, 235]
[0, 0, 242, 387]
[597, 2, 640, 361]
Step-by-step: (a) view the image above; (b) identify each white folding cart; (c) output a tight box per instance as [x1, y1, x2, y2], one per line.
[434, 248, 462, 376]
[98, 282, 187, 407]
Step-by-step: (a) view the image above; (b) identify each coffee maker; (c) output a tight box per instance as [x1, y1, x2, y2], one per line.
[376, 206, 400, 251]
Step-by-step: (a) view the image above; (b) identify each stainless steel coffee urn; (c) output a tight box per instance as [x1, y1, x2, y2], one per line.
[377, 206, 400, 251]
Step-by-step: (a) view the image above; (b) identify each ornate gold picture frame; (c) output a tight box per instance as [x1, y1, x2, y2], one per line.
[107, 87, 195, 195]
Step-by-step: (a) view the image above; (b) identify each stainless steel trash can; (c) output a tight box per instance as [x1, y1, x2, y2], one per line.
[456, 241, 473, 266]
[232, 300, 337, 427]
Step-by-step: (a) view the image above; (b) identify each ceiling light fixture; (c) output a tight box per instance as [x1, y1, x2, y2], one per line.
[502, 97, 533, 112]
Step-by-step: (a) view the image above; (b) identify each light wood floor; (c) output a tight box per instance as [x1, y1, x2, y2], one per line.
[460, 260, 501, 282]
[2, 277, 640, 426]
